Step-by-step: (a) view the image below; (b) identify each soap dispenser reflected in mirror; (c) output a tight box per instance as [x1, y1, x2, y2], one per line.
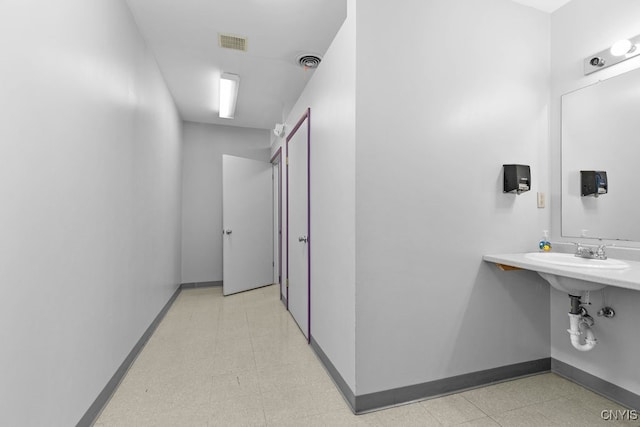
[581, 170, 608, 197]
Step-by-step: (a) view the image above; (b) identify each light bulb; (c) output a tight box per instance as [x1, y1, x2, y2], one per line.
[610, 39, 633, 57]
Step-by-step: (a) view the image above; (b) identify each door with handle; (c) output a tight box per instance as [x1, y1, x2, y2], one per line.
[222, 155, 273, 296]
[287, 109, 310, 339]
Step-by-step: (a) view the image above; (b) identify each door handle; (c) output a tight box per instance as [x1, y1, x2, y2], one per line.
[298, 235, 308, 243]
[224, 229, 232, 235]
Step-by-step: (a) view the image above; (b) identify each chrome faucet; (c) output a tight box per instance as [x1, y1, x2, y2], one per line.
[574, 243, 607, 260]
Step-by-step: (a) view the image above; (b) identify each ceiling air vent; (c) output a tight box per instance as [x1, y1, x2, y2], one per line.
[297, 54, 322, 69]
[219, 33, 248, 52]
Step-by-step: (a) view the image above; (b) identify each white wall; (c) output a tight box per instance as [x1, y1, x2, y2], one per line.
[550, 0, 640, 395]
[273, 0, 357, 392]
[354, 0, 551, 395]
[181, 122, 270, 283]
[0, 1, 182, 425]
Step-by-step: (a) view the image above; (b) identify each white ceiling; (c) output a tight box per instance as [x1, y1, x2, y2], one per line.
[125, 0, 570, 130]
[510, 0, 572, 13]
[125, 0, 347, 130]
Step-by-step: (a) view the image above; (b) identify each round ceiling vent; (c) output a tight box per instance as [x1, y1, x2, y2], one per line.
[297, 54, 322, 69]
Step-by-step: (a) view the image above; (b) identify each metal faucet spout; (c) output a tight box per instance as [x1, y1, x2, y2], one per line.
[573, 242, 607, 260]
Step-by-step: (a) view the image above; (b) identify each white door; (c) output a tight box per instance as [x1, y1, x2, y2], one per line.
[222, 155, 273, 296]
[287, 113, 310, 339]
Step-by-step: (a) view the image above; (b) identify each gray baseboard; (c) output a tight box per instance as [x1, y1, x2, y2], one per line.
[310, 337, 550, 414]
[310, 337, 356, 412]
[76, 285, 182, 427]
[552, 358, 640, 410]
[281, 294, 287, 308]
[180, 280, 222, 289]
[355, 358, 551, 413]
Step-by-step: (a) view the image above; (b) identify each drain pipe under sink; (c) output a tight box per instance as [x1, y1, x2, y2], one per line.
[567, 295, 597, 352]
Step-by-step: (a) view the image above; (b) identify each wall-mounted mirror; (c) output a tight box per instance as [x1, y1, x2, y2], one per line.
[561, 66, 640, 241]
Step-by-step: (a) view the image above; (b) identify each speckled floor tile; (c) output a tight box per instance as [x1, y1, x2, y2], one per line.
[95, 285, 631, 427]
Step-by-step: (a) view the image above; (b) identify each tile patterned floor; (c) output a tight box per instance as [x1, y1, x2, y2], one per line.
[95, 285, 638, 426]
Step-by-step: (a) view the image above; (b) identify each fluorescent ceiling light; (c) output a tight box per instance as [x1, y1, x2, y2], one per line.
[219, 73, 240, 119]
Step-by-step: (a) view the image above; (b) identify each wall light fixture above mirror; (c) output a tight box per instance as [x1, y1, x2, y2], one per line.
[585, 33, 640, 75]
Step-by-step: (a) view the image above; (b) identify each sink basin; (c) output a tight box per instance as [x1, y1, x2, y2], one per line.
[524, 253, 629, 294]
[525, 252, 629, 270]
[537, 272, 607, 294]
[484, 252, 640, 294]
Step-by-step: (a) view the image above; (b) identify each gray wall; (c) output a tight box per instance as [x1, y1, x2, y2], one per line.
[0, 0, 183, 425]
[354, 0, 552, 395]
[181, 122, 271, 283]
[550, 0, 640, 396]
[272, 0, 357, 392]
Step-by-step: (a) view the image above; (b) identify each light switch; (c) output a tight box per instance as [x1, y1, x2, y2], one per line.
[537, 192, 545, 208]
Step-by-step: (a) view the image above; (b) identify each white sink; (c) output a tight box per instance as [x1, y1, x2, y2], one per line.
[484, 252, 640, 293]
[525, 252, 629, 270]
[537, 272, 607, 294]
[525, 253, 629, 294]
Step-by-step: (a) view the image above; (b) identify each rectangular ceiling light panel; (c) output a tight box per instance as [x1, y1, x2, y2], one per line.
[219, 73, 240, 119]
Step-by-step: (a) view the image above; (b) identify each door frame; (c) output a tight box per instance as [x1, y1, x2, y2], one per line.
[286, 108, 311, 341]
[270, 147, 283, 301]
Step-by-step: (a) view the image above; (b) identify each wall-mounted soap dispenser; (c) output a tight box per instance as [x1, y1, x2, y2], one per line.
[503, 164, 531, 194]
[581, 170, 607, 197]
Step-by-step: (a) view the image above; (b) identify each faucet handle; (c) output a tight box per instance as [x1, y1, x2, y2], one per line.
[595, 244, 608, 259]
[573, 242, 589, 257]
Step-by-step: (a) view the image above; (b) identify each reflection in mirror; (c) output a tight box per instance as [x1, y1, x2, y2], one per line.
[561, 66, 640, 241]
